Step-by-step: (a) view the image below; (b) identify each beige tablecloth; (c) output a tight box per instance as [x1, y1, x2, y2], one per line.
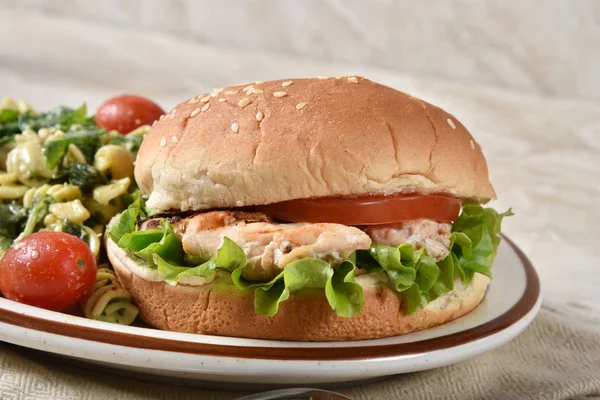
[1, 308, 599, 400]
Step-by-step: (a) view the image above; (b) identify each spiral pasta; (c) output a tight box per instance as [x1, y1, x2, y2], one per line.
[83, 196, 123, 224]
[0, 184, 28, 199]
[82, 225, 101, 258]
[82, 266, 139, 325]
[6, 129, 54, 186]
[37, 127, 64, 144]
[0, 173, 18, 185]
[23, 183, 82, 208]
[47, 199, 90, 224]
[94, 144, 134, 180]
[93, 177, 131, 206]
[63, 143, 87, 166]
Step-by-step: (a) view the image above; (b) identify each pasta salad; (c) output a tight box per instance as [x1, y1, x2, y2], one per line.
[0, 95, 164, 325]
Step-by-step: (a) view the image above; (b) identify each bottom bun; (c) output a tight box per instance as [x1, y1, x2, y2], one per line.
[107, 238, 489, 341]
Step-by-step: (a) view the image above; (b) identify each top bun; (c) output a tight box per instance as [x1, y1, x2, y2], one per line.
[136, 77, 495, 211]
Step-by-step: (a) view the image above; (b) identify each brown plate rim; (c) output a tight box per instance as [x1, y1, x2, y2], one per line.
[0, 235, 540, 361]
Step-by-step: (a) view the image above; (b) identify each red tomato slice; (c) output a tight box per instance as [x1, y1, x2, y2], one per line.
[0, 232, 97, 311]
[257, 194, 462, 225]
[96, 94, 164, 134]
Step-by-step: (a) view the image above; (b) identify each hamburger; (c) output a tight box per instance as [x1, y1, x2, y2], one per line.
[106, 77, 511, 341]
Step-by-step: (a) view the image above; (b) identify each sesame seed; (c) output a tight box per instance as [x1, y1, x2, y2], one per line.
[282, 80, 293, 87]
[447, 118, 456, 129]
[190, 108, 201, 117]
[231, 122, 239, 133]
[188, 97, 199, 104]
[201, 103, 211, 112]
[159, 114, 165, 121]
[273, 91, 287, 98]
[255, 80, 264, 84]
[218, 98, 227, 103]
[242, 85, 254, 92]
[152, 120, 157, 127]
[347, 76, 358, 83]
[247, 88, 264, 94]
[470, 140, 475, 150]
[225, 90, 239, 95]
[213, 88, 224, 94]
[160, 137, 167, 147]
[296, 102, 306, 110]
[317, 76, 328, 79]
[171, 136, 179, 144]
[256, 111, 264, 121]
[238, 98, 251, 108]
[200, 96, 211, 103]
[334, 76, 342, 79]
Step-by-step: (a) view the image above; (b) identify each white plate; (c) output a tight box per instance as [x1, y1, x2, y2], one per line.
[0, 236, 541, 387]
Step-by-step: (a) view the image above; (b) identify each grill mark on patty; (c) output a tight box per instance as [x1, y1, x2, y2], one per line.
[138, 210, 270, 232]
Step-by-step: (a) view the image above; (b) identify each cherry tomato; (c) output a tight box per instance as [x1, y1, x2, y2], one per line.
[96, 94, 164, 134]
[257, 194, 462, 225]
[0, 232, 97, 311]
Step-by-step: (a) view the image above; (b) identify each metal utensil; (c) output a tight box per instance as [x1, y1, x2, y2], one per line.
[235, 387, 351, 400]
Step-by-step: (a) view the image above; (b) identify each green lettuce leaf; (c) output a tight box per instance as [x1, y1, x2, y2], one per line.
[106, 190, 151, 243]
[366, 243, 416, 291]
[254, 259, 332, 316]
[114, 212, 364, 317]
[359, 205, 511, 315]
[133, 236, 247, 285]
[364, 242, 442, 314]
[178, 236, 247, 281]
[450, 206, 513, 284]
[231, 258, 333, 316]
[254, 281, 290, 317]
[119, 221, 183, 268]
[154, 254, 190, 284]
[110, 199, 510, 318]
[427, 254, 455, 301]
[236, 258, 362, 317]
[325, 260, 363, 317]
[107, 207, 141, 243]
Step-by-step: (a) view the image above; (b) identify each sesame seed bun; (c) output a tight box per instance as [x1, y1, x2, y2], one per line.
[107, 237, 489, 341]
[135, 77, 495, 211]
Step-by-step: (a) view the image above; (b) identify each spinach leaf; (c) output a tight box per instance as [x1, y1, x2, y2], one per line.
[60, 221, 91, 243]
[17, 195, 54, 240]
[110, 134, 144, 155]
[0, 109, 21, 142]
[0, 203, 28, 239]
[43, 128, 103, 168]
[65, 162, 107, 191]
[19, 105, 94, 132]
